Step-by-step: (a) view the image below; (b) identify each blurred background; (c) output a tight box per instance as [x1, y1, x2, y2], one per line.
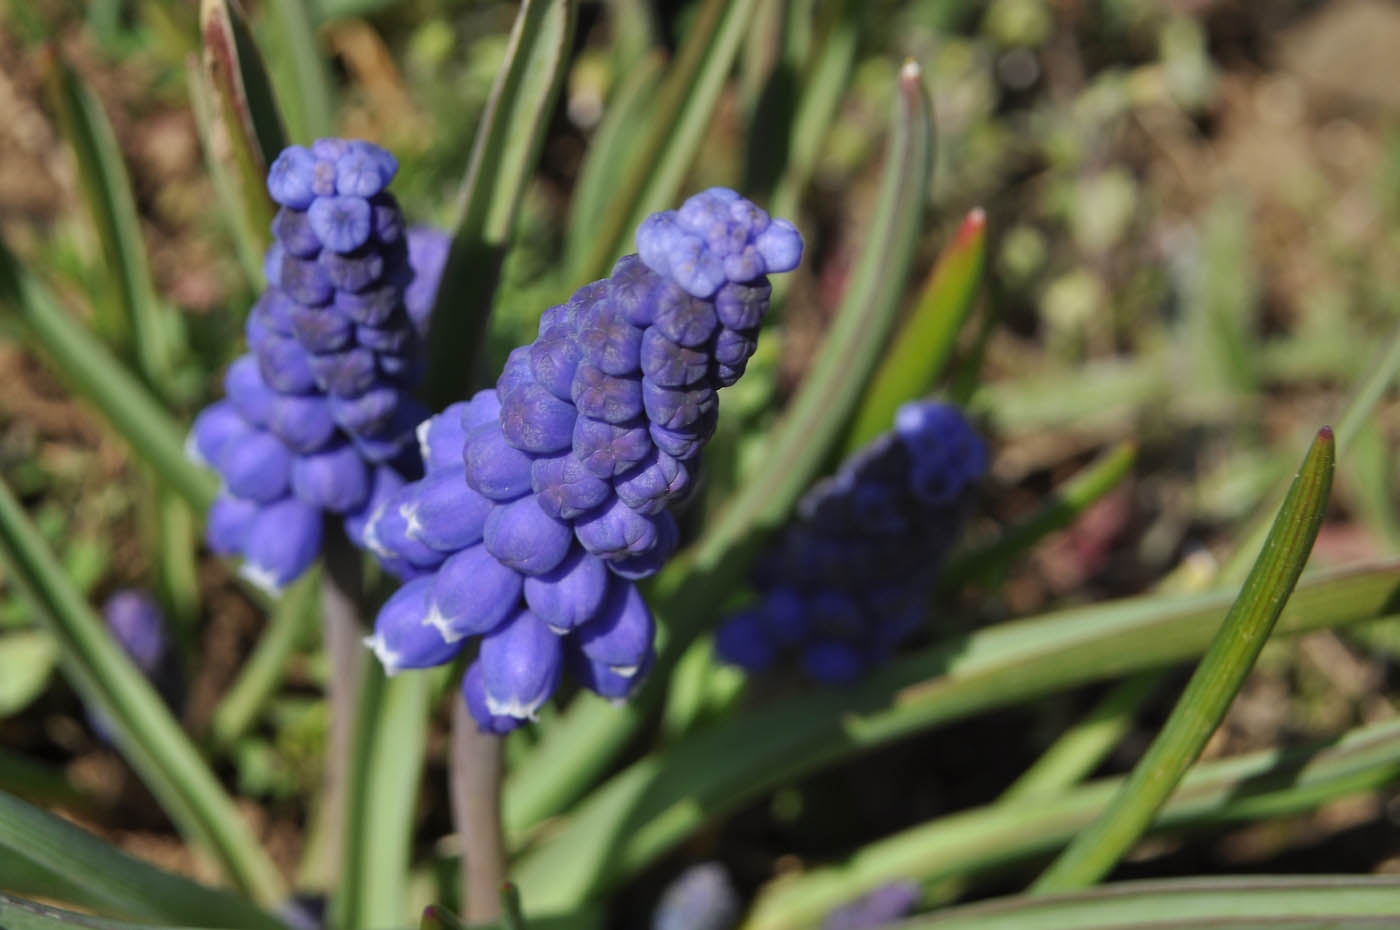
[4, 0, 1400, 917]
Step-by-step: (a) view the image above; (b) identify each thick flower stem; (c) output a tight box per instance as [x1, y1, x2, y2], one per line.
[320, 522, 364, 884]
[451, 695, 507, 922]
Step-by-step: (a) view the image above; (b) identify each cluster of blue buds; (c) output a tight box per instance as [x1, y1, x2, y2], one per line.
[363, 188, 802, 730]
[715, 402, 986, 684]
[188, 139, 450, 594]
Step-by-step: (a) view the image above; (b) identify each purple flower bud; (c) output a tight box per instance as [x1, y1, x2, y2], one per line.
[368, 489, 449, 569]
[821, 883, 921, 930]
[464, 422, 535, 501]
[652, 862, 740, 930]
[219, 429, 293, 502]
[754, 218, 803, 274]
[500, 381, 578, 454]
[572, 363, 644, 424]
[267, 146, 317, 208]
[894, 402, 986, 505]
[333, 282, 400, 326]
[637, 215, 725, 298]
[530, 324, 584, 401]
[568, 639, 654, 700]
[496, 346, 536, 401]
[460, 388, 503, 431]
[530, 451, 612, 520]
[802, 640, 865, 685]
[289, 304, 354, 353]
[577, 303, 643, 376]
[330, 386, 403, 436]
[102, 590, 168, 675]
[320, 245, 385, 292]
[365, 576, 460, 674]
[240, 497, 323, 594]
[309, 347, 378, 397]
[344, 464, 405, 549]
[648, 406, 717, 461]
[604, 255, 656, 325]
[279, 254, 335, 306]
[575, 580, 654, 676]
[336, 142, 397, 198]
[350, 408, 421, 463]
[462, 660, 524, 734]
[426, 544, 522, 641]
[225, 355, 275, 428]
[652, 288, 718, 347]
[714, 611, 775, 671]
[312, 137, 350, 161]
[522, 547, 610, 633]
[404, 226, 450, 332]
[642, 380, 717, 431]
[263, 242, 285, 287]
[483, 496, 574, 575]
[714, 280, 770, 330]
[206, 493, 260, 556]
[272, 207, 322, 257]
[479, 608, 563, 719]
[713, 327, 757, 369]
[256, 330, 319, 394]
[355, 319, 412, 353]
[614, 449, 690, 515]
[640, 327, 709, 388]
[573, 417, 652, 478]
[574, 496, 663, 560]
[252, 291, 297, 335]
[291, 442, 370, 513]
[759, 588, 808, 645]
[605, 510, 679, 580]
[407, 467, 491, 551]
[417, 403, 470, 473]
[188, 401, 250, 467]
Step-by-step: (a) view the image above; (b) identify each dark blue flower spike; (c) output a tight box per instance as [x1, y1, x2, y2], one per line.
[715, 401, 986, 684]
[363, 188, 803, 729]
[188, 139, 444, 593]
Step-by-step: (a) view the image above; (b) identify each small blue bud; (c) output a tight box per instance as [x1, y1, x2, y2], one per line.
[256, 331, 319, 394]
[572, 363, 644, 424]
[426, 544, 522, 641]
[267, 146, 317, 208]
[188, 401, 250, 467]
[801, 640, 865, 685]
[567, 639, 653, 700]
[279, 254, 335, 306]
[225, 355, 275, 428]
[309, 347, 378, 397]
[522, 547, 610, 633]
[319, 245, 385, 292]
[219, 429, 293, 503]
[483, 496, 574, 575]
[417, 403, 470, 473]
[407, 467, 491, 551]
[263, 242, 285, 287]
[335, 141, 397, 198]
[496, 346, 536, 401]
[640, 327, 709, 388]
[605, 510, 678, 580]
[102, 590, 169, 675]
[754, 218, 803, 274]
[333, 282, 400, 326]
[712, 327, 757, 369]
[355, 320, 413, 353]
[821, 882, 920, 930]
[530, 324, 584, 401]
[312, 137, 350, 160]
[240, 497, 323, 595]
[462, 660, 524, 734]
[607, 255, 658, 324]
[614, 449, 690, 515]
[652, 288, 718, 347]
[574, 495, 663, 560]
[365, 576, 459, 674]
[464, 422, 535, 501]
[206, 493, 260, 556]
[530, 450, 612, 520]
[642, 380, 717, 431]
[344, 464, 404, 550]
[291, 442, 370, 513]
[368, 488, 448, 569]
[714, 280, 770, 330]
[330, 386, 401, 436]
[374, 195, 406, 245]
[759, 588, 808, 645]
[651, 862, 740, 930]
[714, 611, 775, 671]
[289, 304, 354, 353]
[479, 608, 563, 719]
[404, 226, 450, 332]
[578, 302, 644, 377]
[500, 381, 578, 454]
[575, 580, 654, 676]
[573, 416, 652, 478]
[459, 388, 503, 431]
[272, 207, 322, 257]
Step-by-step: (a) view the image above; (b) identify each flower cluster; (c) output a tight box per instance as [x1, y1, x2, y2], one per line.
[715, 401, 986, 683]
[363, 188, 803, 730]
[90, 590, 176, 742]
[188, 139, 445, 594]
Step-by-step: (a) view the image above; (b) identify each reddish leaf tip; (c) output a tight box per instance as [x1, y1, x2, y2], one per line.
[1317, 425, 1334, 441]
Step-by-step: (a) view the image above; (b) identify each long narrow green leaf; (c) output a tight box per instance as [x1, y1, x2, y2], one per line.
[512, 556, 1397, 911]
[0, 241, 216, 511]
[742, 719, 1400, 930]
[0, 894, 172, 930]
[423, 0, 578, 407]
[842, 207, 986, 453]
[0, 792, 285, 929]
[335, 663, 433, 930]
[42, 50, 176, 389]
[187, 55, 264, 282]
[200, 0, 287, 171]
[909, 877, 1400, 930]
[211, 568, 319, 747]
[0, 480, 286, 906]
[569, 0, 760, 283]
[261, 0, 334, 142]
[1034, 427, 1334, 893]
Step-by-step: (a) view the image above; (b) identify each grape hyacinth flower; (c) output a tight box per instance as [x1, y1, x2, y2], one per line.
[652, 863, 741, 930]
[715, 401, 986, 684]
[89, 590, 177, 742]
[188, 139, 435, 594]
[820, 881, 921, 930]
[364, 188, 803, 730]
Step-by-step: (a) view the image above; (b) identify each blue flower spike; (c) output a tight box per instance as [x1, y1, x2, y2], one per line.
[188, 139, 447, 592]
[716, 401, 986, 684]
[362, 188, 804, 729]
